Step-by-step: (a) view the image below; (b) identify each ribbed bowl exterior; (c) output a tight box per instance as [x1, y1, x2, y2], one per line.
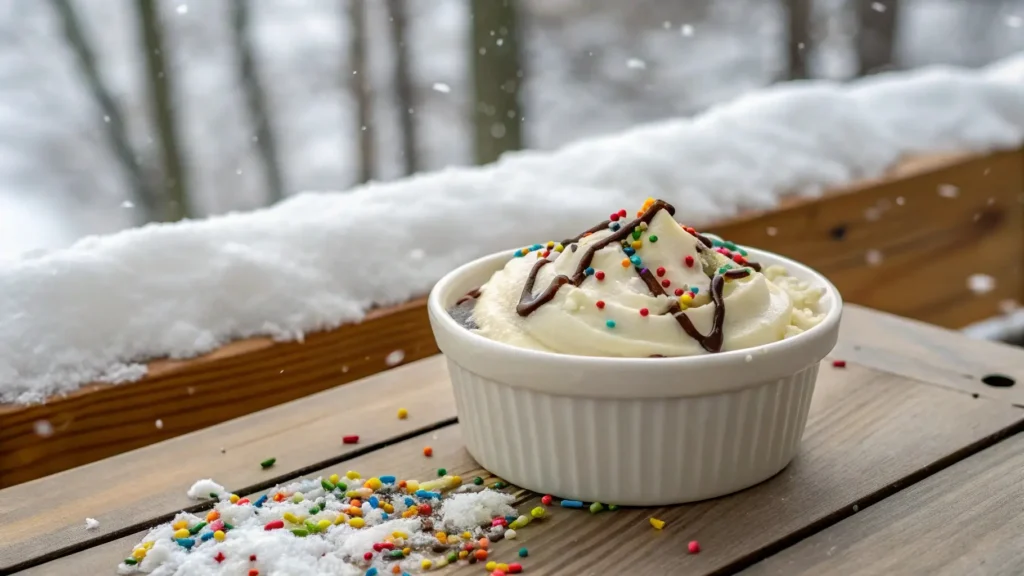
[449, 358, 818, 505]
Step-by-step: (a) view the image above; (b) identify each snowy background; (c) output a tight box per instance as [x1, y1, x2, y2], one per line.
[1, 0, 1023, 259]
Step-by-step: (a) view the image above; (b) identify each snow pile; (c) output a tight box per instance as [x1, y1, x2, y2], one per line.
[187, 479, 227, 501]
[119, 475, 521, 576]
[2, 55, 1024, 403]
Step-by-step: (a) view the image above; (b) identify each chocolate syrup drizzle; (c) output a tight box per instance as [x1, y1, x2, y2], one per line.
[515, 199, 759, 353]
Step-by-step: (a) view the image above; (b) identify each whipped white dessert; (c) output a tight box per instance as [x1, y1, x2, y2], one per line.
[457, 198, 825, 357]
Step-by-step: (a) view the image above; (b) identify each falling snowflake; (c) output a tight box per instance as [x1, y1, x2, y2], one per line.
[938, 184, 959, 198]
[999, 299, 1019, 314]
[662, 21, 671, 29]
[1007, 15, 1022, 28]
[385, 350, 406, 367]
[895, 196, 905, 206]
[342, 365, 350, 374]
[155, 419, 164, 429]
[431, 83, 451, 94]
[864, 207, 881, 222]
[176, 4, 188, 14]
[627, 58, 647, 70]
[865, 250, 884, 266]
[680, 24, 694, 37]
[121, 200, 135, 208]
[490, 123, 507, 139]
[967, 274, 996, 295]
[409, 248, 426, 261]
[766, 226, 778, 237]
[34, 420, 54, 438]
[871, 2, 886, 12]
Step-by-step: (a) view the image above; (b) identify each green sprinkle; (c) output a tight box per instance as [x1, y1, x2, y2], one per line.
[124, 558, 138, 566]
[188, 522, 207, 535]
[648, 234, 658, 243]
[321, 480, 335, 491]
[738, 248, 748, 256]
[519, 547, 529, 557]
[712, 238, 723, 247]
[292, 493, 304, 503]
[391, 550, 406, 559]
[305, 520, 320, 533]
[447, 551, 458, 563]
[718, 266, 732, 275]
[494, 481, 507, 489]
[209, 492, 219, 499]
[223, 523, 234, 530]
[437, 468, 447, 476]
[336, 482, 347, 492]
[260, 458, 276, 469]
[473, 477, 484, 485]
[724, 240, 738, 250]
[632, 228, 642, 240]
[290, 528, 309, 537]
[608, 504, 620, 511]
[308, 506, 320, 515]
[589, 502, 605, 514]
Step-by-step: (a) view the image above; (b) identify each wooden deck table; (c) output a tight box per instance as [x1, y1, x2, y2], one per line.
[3, 304, 1023, 576]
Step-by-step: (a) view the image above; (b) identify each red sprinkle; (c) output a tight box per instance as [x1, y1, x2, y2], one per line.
[541, 494, 553, 506]
[381, 542, 395, 551]
[249, 555, 257, 562]
[733, 254, 746, 264]
[237, 498, 250, 505]
[596, 300, 605, 309]
[685, 255, 695, 267]
[656, 266, 666, 277]
[492, 571, 506, 576]
[419, 503, 432, 516]
[595, 270, 605, 281]
[508, 563, 523, 574]
[618, 209, 627, 217]
[610, 213, 620, 221]
[492, 517, 508, 527]
[661, 279, 671, 288]
[249, 571, 259, 576]
[674, 288, 684, 296]
[688, 540, 701, 554]
[214, 552, 225, 564]
[264, 520, 284, 531]
[639, 308, 650, 317]
[373, 543, 384, 552]
[542, 250, 551, 258]
[364, 551, 374, 561]
[209, 520, 225, 532]
[832, 360, 847, 368]
[342, 435, 359, 444]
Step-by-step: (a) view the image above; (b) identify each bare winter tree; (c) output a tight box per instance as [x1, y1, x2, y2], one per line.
[470, 0, 523, 165]
[786, 0, 812, 80]
[347, 0, 374, 184]
[229, 0, 285, 204]
[855, 0, 900, 76]
[136, 0, 193, 220]
[385, 0, 418, 176]
[47, 0, 158, 223]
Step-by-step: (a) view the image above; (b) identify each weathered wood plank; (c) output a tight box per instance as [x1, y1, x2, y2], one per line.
[447, 365, 1024, 575]
[834, 305, 1024, 406]
[742, 434, 1024, 576]
[0, 298, 438, 488]
[713, 150, 1023, 330]
[0, 357, 455, 572]
[19, 362, 1024, 575]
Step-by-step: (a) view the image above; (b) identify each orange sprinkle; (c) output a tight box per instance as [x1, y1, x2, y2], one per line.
[621, 258, 630, 268]
[391, 565, 401, 574]
[423, 446, 433, 457]
[348, 506, 363, 516]
[350, 499, 361, 508]
[474, 549, 489, 561]
[206, 510, 220, 522]
[479, 537, 490, 549]
[273, 493, 286, 502]
[398, 480, 407, 488]
[637, 210, 643, 217]
[583, 232, 592, 237]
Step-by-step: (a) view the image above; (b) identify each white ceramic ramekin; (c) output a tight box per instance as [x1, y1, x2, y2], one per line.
[427, 247, 842, 505]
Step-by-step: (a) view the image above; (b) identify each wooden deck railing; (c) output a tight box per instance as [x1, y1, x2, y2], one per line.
[1, 148, 1021, 488]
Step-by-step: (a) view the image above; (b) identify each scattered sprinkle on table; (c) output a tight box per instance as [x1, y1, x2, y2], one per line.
[397, 408, 408, 419]
[688, 540, 701, 554]
[832, 359, 847, 368]
[259, 458, 276, 469]
[423, 446, 433, 457]
[650, 517, 666, 530]
[343, 435, 360, 444]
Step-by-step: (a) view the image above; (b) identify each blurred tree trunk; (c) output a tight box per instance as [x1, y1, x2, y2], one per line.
[49, 0, 158, 224]
[786, 0, 812, 80]
[230, 0, 285, 204]
[470, 0, 523, 165]
[385, 0, 418, 175]
[136, 0, 192, 221]
[348, 0, 374, 184]
[855, 0, 900, 76]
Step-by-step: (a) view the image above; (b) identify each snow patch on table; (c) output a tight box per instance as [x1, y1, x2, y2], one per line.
[2, 54, 1024, 403]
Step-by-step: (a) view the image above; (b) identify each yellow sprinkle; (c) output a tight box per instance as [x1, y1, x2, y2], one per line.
[458, 550, 469, 560]
[329, 473, 340, 485]
[536, 251, 543, 258]
[365, 477, 383, 490]
[554, 244, 564, 253]
[142, 541, 155, 550]
[346, 470, 361, 480]
[317, 519, 331, 531]
[402, 510, 415, 518]
[397, 408, 408, 419]
[291, 493, 304, 503]
[213, 530, 226, 542]
[283, 512, 301, 524]
[650, 517, 666, 530]
[382, 502, 394, 513]
[497, 564, 509, 572]
[486, 562, 497, 571]
[132, 548, 147, 560]
[421, 559, 433, 570]
[436, 531, 447, 543]
[392, 531, 409, 539]
[631, 240, 642, 250]
[531, 506, 546, 519]
[348, 517, 365, 529]
[462, 531, 472, 540]
[334, 513, 348, 525]
[229, 494, 240, 504]
[173, 528, 190, 539]
[680, 293, 693, 304]
[450, 475, 462, 486]
[546, 241, 554, 248]
[405, 480, 420, 493]
[402, 547, 412, 557]
[172, 520, 188, 530]
[644, 196, 655, 206]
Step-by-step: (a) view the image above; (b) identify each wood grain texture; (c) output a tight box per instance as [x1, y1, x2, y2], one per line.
[0, 357, 454, 572]
[743, 434, 1024, 576]
[834, 305, 1024, 406]
[0, 298, 438, 488]
[712, 150, 1023, 330]
[448, 365, 1024, 576]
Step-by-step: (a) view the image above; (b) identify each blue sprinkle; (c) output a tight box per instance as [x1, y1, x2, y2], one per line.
[415, 489, 441, 499]
[513, 251, 524, 257]
[379, 475, 396, 484]
[531, 243, 543, 251]
[691, 287, 700, 294]
[369, 495, 379, 509]
[175, 538, 196, 549]
[366, 568, 379, 576]
[610, 223, 621, 231]
[561, 500, 584, 509]
[404, 496, 415, 507]
[381, 512, 389, 520]
[623, 246, 635, 256]
[629, 255, 642, 266]
[605, 320, 616, 329]
[505, 514, 518, 524]
[584, 267, 595, 276]
[200, 532, 215, 541]
[254, 494, 268, 508]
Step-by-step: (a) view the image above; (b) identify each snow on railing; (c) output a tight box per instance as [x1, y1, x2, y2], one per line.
[2, 54, 1023, 403]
